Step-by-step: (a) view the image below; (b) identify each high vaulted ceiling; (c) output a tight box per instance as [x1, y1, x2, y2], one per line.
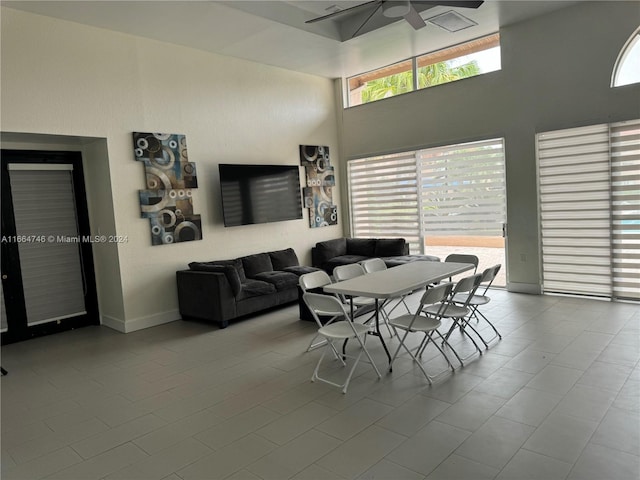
[3, 1, 581, 79]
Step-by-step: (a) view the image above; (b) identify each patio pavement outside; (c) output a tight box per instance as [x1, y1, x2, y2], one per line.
[422, 245, 507, 287]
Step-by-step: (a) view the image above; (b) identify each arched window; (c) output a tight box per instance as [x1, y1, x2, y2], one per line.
[612, 27, 640, 87]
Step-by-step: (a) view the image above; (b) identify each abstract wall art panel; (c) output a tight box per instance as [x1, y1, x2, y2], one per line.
[134, 133, 202, 245]
[299, 145, 337, 228]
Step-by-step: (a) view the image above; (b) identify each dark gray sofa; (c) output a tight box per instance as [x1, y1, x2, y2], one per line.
[312, 237, 440, 274]
[177, 248, 319, 328]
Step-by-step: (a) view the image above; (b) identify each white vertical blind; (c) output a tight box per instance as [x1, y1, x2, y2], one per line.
[537, 121, 640, 300]
[611, 119, 640, 300]
[8, 168, 86, 325]
[348, 152, 421, 253]
[417, 138, 506, 237]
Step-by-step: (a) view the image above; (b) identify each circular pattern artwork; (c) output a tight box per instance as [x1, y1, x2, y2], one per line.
[299, 144, 338, 228]
[134, 132, 202, 245]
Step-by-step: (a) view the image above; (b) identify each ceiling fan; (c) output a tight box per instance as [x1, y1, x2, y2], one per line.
[305, 1, 484, 39]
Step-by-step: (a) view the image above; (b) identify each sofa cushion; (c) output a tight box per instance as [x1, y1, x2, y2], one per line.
[241, 253, 274, 278]
[237, 278, 276, 300]
[325, 255, 369, 273]
[316, 238, 347, 261]
[269, 248, 299, 270]
[283, 265, 321, 276]
[346, 238, 376, 256]
[195, 258, 246, 281]
[253, 271, 299, 291]
[375, 238, 406, 257]
[188, 262, 242, 296]
[383, 255, 440, 268]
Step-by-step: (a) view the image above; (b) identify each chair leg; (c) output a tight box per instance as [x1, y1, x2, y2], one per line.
[307, 334, 327, 351]
[341, 349, 364, 393]
[389, 329, 411, 371]
[434, 329, 464, 368]
[356, 333, 382, 379]
[311, 339, 346, 383]
[473, 307, 502, 346]
[442, 317, 483, 363]
[415, 331, 458, 373]
[390, 329, 432, 384]
[306, 315, 341, 352]
[378, 305, 396, 338]
[312, 335, 380, 394]
[459, 313, 490, 349]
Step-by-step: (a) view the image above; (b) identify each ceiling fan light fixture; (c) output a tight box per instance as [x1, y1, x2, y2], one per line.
[382, 1, 411, 18]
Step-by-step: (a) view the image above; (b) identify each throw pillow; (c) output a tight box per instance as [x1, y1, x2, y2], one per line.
[269, 248, 299, 270]
[188, 262, 242, 296]
[241, 253, 274, 278]
[196, 258, 246, 281]
[316, 238, 347, 259]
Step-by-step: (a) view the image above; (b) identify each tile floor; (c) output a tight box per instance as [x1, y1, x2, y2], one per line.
[1, 290, 639, 480]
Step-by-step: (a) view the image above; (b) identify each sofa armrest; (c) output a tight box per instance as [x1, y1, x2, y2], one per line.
[312, 238, 347, 268]
[176, 270, 237, 327]
[311, 246, 322, 268]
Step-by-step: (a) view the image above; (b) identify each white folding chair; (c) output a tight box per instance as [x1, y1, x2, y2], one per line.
[360, 257, 388, 274]
[303, 293, 381, 394]
[332, 264, 377, 312]
[361, 258, 411, 318]
[444, 253, 479, 281]
[299, 270, 337, 351]
[423, 273, 484, 366]
[388, 282, 459, 383]
[334, 263, 389, 335]
[452, 264, 502, 349]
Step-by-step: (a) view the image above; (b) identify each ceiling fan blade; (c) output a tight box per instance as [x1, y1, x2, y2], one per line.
[351, 3, 383, 38]
[404, 4, 427, 30]
[305, 1, 380, 24]
[411, 1, 484, 8]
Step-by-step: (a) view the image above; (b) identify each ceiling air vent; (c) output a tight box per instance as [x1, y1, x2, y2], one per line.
[426, 10, 477, 32]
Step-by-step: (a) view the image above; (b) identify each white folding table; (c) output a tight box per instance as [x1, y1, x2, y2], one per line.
[324, 261, 475, 369]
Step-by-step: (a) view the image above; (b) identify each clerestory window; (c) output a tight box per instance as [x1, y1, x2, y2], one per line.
[347, 33, 500, 107]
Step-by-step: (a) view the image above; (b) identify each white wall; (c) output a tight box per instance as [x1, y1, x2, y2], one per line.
[1, 7, 342, 332]
[339, 1, 640, 293]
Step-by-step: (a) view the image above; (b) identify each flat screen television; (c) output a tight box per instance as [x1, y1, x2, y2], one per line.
[219, 164, 303, 227]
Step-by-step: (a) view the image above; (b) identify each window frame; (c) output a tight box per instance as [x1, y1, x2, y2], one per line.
[611, 27, 640, 87]
[346, 33, 501, 108]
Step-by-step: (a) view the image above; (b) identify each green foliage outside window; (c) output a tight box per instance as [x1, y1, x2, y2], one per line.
[359, 60, 481, 104]
[360, 71, 414, 103]
[418, 60, 480, 88]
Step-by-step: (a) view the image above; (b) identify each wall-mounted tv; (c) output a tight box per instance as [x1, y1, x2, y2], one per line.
[219, 163, 303, 227]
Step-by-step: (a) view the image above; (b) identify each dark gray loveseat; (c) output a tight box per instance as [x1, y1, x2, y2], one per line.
[177, 248, 318, 328]
[312, 237, 440, 274]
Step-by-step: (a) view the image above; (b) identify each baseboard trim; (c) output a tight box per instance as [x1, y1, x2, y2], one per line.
[507, 282, 541, 295]
[101, 314, 126, 333]
[101, 310, 180, 333]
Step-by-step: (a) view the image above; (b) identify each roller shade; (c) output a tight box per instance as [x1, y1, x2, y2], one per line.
[417, 138, 506, 237]
[8, 167, 87, 325]
[537, 120, 639, 300]
[611, 120, 640, 300]
[348, 152, 421, 253]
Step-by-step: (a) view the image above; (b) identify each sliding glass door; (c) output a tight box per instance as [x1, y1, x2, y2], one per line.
[348, 138, 507, 286]
[536, 119, 639, 300]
